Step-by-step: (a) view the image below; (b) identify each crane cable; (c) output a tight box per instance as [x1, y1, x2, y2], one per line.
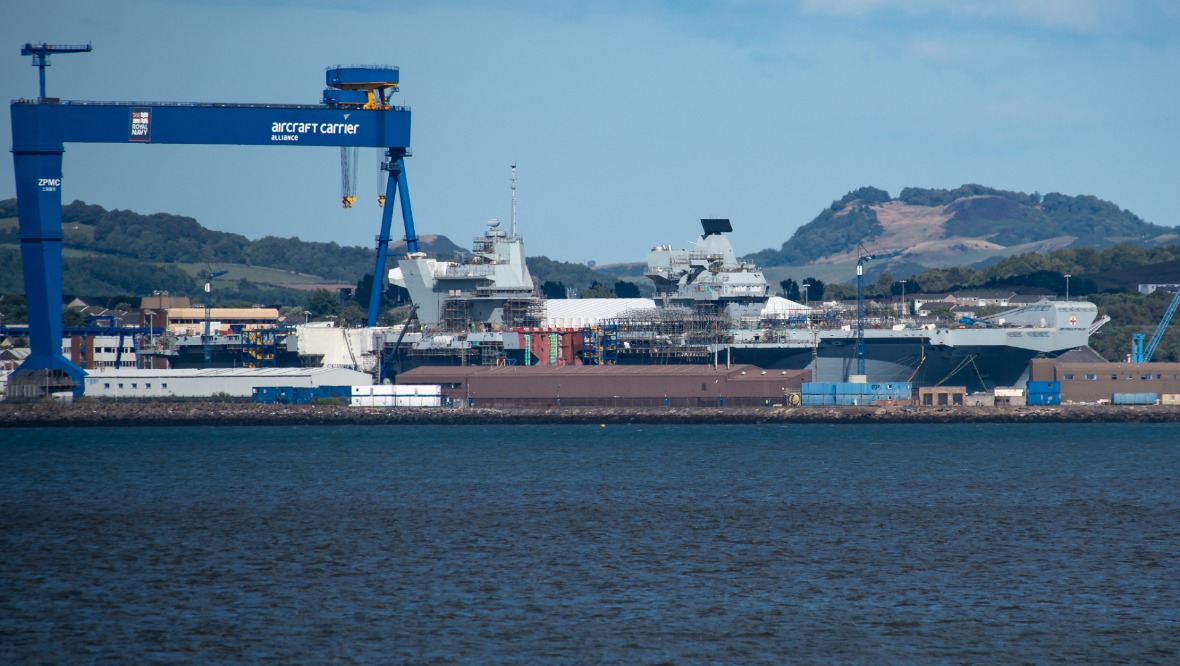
[340, 146, 358, 208]
[906, 354, 927, 382]
[376, 149, 385, 208]
[933, 353, 987, 389]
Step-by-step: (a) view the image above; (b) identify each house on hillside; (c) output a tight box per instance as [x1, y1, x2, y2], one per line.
[911, 294, 954, 317]
[1139, 283, 1180, 295]
[951, 290, 1016, 308]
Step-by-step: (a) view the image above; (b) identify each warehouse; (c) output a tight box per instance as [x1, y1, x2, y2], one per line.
[1028, 358, 1180, 403]
[395, 364, 811, 408]
[81, 367, 372, 398]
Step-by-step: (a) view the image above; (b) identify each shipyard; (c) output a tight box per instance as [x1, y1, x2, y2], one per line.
[3, 43, 1179, 413]
[7, 203, 1178, 411]
[7, 6, 1180, 666]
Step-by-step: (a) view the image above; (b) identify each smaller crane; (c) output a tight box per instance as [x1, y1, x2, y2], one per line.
[855, 245, 903, 377]
[21, 42, 92, 99]
[1132, 288, 1180, 363]
[202, 269, 229, 368]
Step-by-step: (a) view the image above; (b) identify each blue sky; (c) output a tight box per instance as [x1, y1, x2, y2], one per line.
[4, 0, 1178, 265]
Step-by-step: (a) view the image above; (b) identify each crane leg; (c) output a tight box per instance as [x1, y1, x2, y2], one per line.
[11, 145, 86, 395]
[366, 151, 418, 327]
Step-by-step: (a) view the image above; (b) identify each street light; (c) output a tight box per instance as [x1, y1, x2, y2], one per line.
[801, 283, 811, 329]
[146, 311, 154, 345]
[900, 279, 907, 318]
[303, 310, 311, 324]
[1064, 274, 1071, 301]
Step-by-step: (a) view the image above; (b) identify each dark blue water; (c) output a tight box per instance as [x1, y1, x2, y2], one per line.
[2, 424, 1178, 664]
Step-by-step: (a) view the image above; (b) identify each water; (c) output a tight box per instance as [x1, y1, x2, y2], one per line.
[2, 423, 1178, 664]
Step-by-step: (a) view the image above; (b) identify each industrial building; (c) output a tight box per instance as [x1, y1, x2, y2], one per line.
[80, 367, 371, 399]
[396, 364, 811, 408]
[165, 308, 281, 336]
[1029, 359, 1180, 404]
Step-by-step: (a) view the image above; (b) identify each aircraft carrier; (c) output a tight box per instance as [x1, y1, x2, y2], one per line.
[387, 214, 1107, 393]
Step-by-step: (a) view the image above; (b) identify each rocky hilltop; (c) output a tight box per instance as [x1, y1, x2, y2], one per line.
[746, 185, 1178, 271]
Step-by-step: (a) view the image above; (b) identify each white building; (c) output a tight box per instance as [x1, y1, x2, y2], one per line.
[82, 367, 372, 398]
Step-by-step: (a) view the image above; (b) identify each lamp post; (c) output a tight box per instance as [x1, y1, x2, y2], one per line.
[146, 311, 154, 345]
[802, 282, 810, 329]
[303, 310, 311, 324]
[900, 279, 907, 318]
[1064, 274, 1071, 301]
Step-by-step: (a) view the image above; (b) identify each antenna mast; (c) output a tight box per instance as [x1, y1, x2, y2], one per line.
[510, 163, 517, 238]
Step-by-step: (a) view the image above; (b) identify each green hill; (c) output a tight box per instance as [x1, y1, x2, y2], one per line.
[0, 198, 467, 304]
[745, 185, 1178, 270]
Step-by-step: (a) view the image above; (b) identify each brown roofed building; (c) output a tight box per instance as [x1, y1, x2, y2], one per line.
[1029, 358, 1180, 403]
[396, 364, 811, 408]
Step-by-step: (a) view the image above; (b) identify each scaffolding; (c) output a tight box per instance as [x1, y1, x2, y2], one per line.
[440, 295, 543, 332]
[442, 298, 474, 332]
[241, 328, 279, 368]
[580, 324, 619, 365]
[499, 298, 544, 329]
[607, 306, 732, 364]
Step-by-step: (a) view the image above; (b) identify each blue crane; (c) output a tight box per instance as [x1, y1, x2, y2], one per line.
[854, 246, 903, 377]
[1131, 288, 1180, 363]
[20, 42, 92, 99]
[202, 270, 229, 368]
[10, 45, 419, 396]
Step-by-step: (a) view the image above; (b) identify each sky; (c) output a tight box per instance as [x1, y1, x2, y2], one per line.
[4, 0, 1179, 266]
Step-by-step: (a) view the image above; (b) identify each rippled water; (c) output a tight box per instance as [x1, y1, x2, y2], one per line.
[2, 423, 1178, 664]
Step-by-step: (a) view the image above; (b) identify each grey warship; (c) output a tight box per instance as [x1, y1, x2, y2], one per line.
[389, 216, 1105, 392]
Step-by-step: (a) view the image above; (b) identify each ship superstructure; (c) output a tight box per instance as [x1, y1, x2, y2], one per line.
[392, 218, 541, 330]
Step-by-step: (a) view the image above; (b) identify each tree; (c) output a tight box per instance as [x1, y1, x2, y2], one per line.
[802, 278, 824, 301]
[927, 304, 955, 322]
[890, 279, 918, 296]
[780, 278, 799, 300]
[379, 305, 414, 326]
[613, 280, 640, 298]
[825, 283, 855, 300]
[355, 274, 378, 308]
[975, 304, 1004, 318]
[279, 305, 307, 323]
[540, 280, 567, 299]
[306, 288, 339, 319]
[872, 272, 894, 298]
[0, 294, 28, 325]
[337, 301, 368, 327]
[582, 280, 614, 298]
[63, 309, 88, 327]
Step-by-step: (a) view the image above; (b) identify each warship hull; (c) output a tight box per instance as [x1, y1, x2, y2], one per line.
[616, 337, 1051, 393]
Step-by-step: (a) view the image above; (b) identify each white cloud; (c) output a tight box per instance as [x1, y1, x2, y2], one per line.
[797, 0, 1160, 35]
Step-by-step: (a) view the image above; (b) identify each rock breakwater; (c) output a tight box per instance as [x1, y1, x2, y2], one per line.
[3, 401, 1179, 427]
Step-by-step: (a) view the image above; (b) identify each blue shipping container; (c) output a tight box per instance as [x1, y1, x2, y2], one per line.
[1027, 381, 1061, 393]
[1026, 392, 1061, 406]
[252, 387, 280, 404]
[1112, 393, 1157, 405]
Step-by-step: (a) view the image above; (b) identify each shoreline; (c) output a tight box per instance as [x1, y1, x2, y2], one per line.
[3, 401, 1180, 427]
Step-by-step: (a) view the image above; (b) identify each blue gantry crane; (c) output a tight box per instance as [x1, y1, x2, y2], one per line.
[1131, 288, 1180, 363]
[10, 45, 420, 396]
